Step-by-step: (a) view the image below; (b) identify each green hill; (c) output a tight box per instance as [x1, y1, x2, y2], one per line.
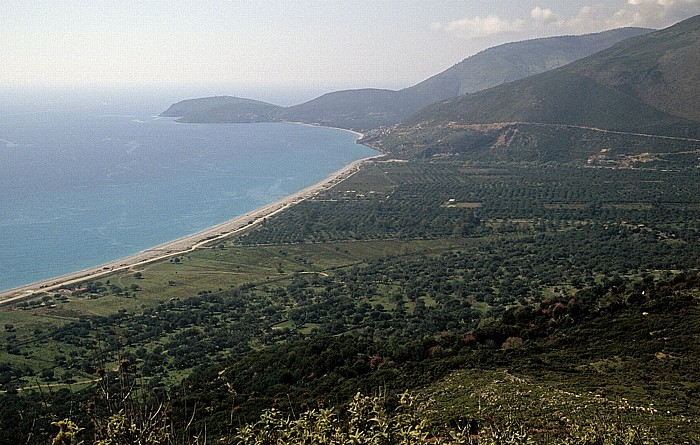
[280, 88, 414, 129]
[407, 70, 695, 134]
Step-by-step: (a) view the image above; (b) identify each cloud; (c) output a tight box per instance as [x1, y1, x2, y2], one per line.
[442, 15, 525, 38]
[609, 0, 700, 27]
[530, 1, 698, 34]
[564, 6, 605, 33]
[434, 2, 698, 42]
[531, 7, 559, 24]
[627, 0, 685, 6]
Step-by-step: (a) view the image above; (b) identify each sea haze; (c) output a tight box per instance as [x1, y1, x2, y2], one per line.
[0, 92, 377, 292]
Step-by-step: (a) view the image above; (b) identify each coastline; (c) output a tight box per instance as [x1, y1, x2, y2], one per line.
[0, 148, 384, 306]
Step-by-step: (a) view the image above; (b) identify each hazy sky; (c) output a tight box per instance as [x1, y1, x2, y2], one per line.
[2, 1, 699, 96]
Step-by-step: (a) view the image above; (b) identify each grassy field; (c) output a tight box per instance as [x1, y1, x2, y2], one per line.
[0, 236, 476, 389]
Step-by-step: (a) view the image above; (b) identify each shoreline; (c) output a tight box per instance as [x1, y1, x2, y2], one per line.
[0, 148, 384, 306]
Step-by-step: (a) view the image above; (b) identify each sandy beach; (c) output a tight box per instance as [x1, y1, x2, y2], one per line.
[0, 152, 383, 306]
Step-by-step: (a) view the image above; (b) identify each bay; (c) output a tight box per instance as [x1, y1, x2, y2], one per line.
[0, 93, 376, 292]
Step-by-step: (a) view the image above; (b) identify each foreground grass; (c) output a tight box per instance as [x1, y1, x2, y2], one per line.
[417, 369, 695, 443]
[53, 386, 674, 445]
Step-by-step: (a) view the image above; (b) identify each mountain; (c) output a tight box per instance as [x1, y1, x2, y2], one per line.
[278, 88, 446, 129]
[406, 26, 652, 98]
[161, 28, 652, 130]
[364, 15, 700, 161]
[565, 15, 700, 122]
[281, 88, 413, 129]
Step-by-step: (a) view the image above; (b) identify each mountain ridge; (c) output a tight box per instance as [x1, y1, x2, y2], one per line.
[407, 26, 653, 97]
[363, 15, 700, 161]
[161, 27, 653, 130]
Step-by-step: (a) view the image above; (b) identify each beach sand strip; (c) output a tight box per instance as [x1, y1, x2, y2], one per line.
[0, 153, 383, 306]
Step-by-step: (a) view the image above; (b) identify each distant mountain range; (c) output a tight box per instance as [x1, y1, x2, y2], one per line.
[161, 27, 652, 131]
[362, 15, 700, 161]
[163, 16, 700, 164]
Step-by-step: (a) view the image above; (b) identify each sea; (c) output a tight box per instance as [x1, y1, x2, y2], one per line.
[0, 90, 377, 293]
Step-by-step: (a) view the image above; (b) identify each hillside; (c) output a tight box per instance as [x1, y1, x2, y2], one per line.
[161, 28, 651, 130]
[280, 88, 421, 129]
[364, 15, 700, 160]
[566, 14, 700, 122]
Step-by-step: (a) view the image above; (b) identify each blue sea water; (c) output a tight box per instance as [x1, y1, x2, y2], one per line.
[0, 92, 377, 292]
